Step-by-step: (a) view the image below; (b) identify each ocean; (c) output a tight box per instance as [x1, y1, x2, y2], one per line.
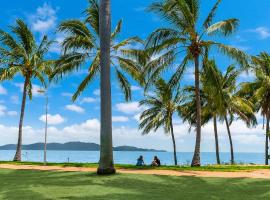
[0, 150, 265, 165]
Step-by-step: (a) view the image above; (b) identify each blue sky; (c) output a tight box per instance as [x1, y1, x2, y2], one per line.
[0, 0, 270, 152]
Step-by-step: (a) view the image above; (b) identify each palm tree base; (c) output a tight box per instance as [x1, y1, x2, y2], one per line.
[97, 167, 116, 175]
[191, 160, 201, 167]
[13, 155, 21, 162]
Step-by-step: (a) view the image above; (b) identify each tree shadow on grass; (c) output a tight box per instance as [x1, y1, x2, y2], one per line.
[1, 169, 270, 200]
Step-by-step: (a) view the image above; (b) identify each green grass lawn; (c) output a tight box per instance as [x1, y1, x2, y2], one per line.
[0, 169, 270, 200]
[1, 161, 270, 171]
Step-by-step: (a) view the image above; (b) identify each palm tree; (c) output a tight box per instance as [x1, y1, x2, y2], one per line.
[146, 0, 248, 166]
[239, 52, 270, 165]
[181, 60, 256, 164]
[139, 79, 182, 165]
[53, 0, 141, 102]
[220, 66, 256, 164]
[0, 19, 53, 161]
[180, 60, 223, 164]
[52, 0, 141, 175]
[98, 0, 114, 175]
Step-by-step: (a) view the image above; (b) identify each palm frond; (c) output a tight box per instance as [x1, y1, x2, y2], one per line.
[111, 20, 122, 39]
[203, 0, 222, 29]
[115, 69, 131, 101]
[206, 19, 239, 36]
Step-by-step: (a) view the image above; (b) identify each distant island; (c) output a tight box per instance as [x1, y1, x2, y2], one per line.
[0, 142, 166, 152]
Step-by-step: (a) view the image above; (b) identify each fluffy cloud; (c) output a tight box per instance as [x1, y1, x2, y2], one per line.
[112, 116, 129, 122]
[115, 102, 142, 114]
[7, 111, 18, 116]
[81, 97, 97, 104]
[249, 27, 270, 39]
[131, 86, 141, 91]
[0, 105, 18, 117]
[65, 104, 85, 113]
[30, 3, 57, 34]
[39, 114, 65, 125]
[49, 33, 65, 54]
[93, 89, 100, 96]
[0, 117, 266, 153]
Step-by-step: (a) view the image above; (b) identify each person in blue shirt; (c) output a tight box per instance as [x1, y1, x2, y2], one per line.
[136, 155, 145, 166]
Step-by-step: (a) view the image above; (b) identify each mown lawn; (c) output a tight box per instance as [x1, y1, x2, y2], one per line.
[0, 169, 270, 200]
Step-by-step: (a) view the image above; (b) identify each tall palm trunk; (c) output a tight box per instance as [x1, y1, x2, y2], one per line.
[191, 55, 201, 167]
[97, 0, 115, 175]
[213, 115, 221, 165]
[170, 119, 177, 165]
[265, 111, 269, 165]
[13, 78, 28, 161]
[225, 116, 234, 164]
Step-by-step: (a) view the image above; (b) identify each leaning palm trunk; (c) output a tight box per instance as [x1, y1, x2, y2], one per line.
[225, 116, 234, 164]
[13, 78, 28, 161]
[97, 0, 115, 175]
[213, 116, 221, 164]
[265, 112, 269, 165]
[170, 120, 177, 166]
[191, 55, 201, 167]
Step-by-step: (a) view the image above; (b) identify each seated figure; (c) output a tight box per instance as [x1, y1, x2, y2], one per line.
[151, 156, 161, 167]
[136, 155, 145, 166]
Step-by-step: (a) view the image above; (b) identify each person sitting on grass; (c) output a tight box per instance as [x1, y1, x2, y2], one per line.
[136, 155, 145, 166]
[151, 156, 161, 167]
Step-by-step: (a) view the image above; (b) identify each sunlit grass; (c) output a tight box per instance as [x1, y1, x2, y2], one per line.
[0, 169, 270, 199]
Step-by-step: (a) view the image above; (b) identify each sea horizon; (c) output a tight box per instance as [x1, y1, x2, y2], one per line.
[0, 150, 265, 165]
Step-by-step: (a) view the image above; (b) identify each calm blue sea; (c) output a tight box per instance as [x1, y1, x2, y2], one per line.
[0, 150, 265, 165]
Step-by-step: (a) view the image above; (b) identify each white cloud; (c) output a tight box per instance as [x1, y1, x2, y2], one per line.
[65, 104, 85, 113]
[0, 85, 7, 95]
[81, 97, 97, 104]
[249, 27, 270, 39]
[7, 111, 18, 116]
[93, 89, 100, 96]
[0, 119, 100, 146]
[30, 3, 57, 34]
[112, 116, 129, 122]
[115, 101, 142, 114]
[131, 85, 141, 91]
[39, 114, 65, 125]
[49, 33, 65, 54]
[237, 70, 255, 84]
[0, 116, 267, 153]
[0, 105, 18, 117]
